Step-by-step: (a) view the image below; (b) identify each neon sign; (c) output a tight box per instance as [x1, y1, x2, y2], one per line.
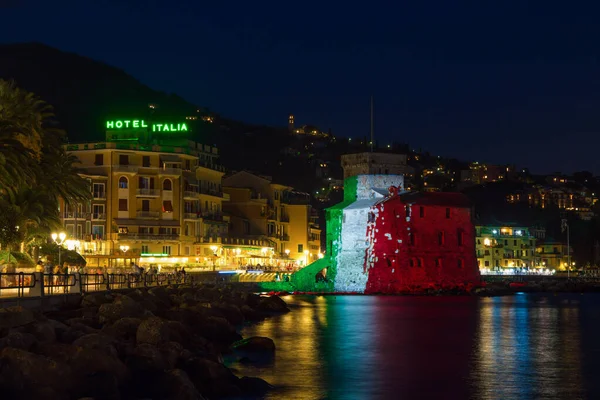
[106, 119, 188, 132]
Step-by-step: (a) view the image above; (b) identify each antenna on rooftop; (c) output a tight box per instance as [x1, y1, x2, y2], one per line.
[370, 95, 374, 152]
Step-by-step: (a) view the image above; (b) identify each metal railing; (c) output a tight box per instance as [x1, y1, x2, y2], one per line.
[0, 272, 194, 300]
[136, 189, 160, 197]
[136, 211, 160, 218]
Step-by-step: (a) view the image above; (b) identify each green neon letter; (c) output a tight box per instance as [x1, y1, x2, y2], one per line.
[133, 120, 139, 128]
[141, 120, 148, 127]
[115, 121, 123, 128]
[106, 121, 114, 129]
[124, 120, 131, 128]
[181, 123, 188, 131]
[163, 124, 170, 132]
[154, 124, 162, 132]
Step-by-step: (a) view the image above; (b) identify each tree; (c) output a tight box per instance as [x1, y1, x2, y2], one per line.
[0, 80, 91, 253]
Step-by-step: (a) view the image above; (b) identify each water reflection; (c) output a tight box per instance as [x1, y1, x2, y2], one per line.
[234, 295, 594, 400]
[472, 295, 584, 400]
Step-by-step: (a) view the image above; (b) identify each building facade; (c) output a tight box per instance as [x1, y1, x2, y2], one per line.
[60, 117, 230, 270]
[536, 241, 573, 271]
[222, 171, 321, 266]
[475, 226, 536, 270]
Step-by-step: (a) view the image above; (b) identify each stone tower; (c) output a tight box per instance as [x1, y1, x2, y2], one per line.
[288, 114, 295, 132]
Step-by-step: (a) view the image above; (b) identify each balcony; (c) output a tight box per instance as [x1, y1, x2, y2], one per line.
[280, 214, 290, 223]
[113, 165, 139, 174]
[203, 213, 225, 223]
[119, 233, 179, 241]
[184, 191, 199, 199]
[91, 213, 106, 220]
[63, 212, 89, 219]
[92, 192, 106, 200]
[193, 236, 222, 244]
[136, 189, 160, 197]
[184, 212, 201, 220]
[158, 167, 182, 176]
[136, 211, 160, 219]
[199, 187, 223, 198]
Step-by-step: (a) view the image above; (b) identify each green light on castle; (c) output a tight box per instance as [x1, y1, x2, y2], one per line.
[106, 119, 188, 132]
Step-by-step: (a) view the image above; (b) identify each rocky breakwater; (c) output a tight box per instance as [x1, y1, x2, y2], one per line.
[0, 284, 289, 400]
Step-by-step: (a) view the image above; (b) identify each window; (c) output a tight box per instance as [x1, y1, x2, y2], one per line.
[92, 204, 104, 219]
[243, 220, 250, 234]
[416, 258, 422, 267]
[141, 245, 149, 254]
[118, 227, 128, 234]
[185, 160, 191, 171]
[513, 240, 517, 246]
[118, 199, 128, 211]
[94, 154, 103, 166]
[118, 176, 128, 189]
[484, 260, 490, 267]
[93, 183, 105, 199]
[409, 258, 414, 267]
[457, 258, 464, 268]
[405, 206, 411, 218]
[446, 208, 450, 218]
[435, 258, 442, 268]
[477, 239, 481, 245]
[419, 206, 424, 218]
[163, 246, 171, 255]
[119, 154, 129, 165]
[91, 225, 104, 239]
[368, 212, 376, 223]
[143, 156, 150, 167]
[139, 177, 154, 189]
[142, 200, 150, 212]
[162, 200, 173, 213]
[298, 244, 304, 253]
[438, 231, 445, 245]
[458, 230, 464, 246]
[163, 179, 172, 191]
[185, 246, 190, 255]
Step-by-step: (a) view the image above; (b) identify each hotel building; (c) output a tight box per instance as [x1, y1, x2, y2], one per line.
[60, 117, 230, 269]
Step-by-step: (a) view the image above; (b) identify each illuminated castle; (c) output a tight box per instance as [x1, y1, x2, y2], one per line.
[262, 152, 480, 293]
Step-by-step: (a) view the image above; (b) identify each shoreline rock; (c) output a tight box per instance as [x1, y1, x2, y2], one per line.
[0, 284, 287, 399]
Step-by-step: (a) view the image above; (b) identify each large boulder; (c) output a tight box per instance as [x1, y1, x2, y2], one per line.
[127, 343, 167, 373]
[238, 376, 274, 396]
[0, 331, 37, 351]
[102, 317, 142, 342]
[70, 347, 130, 385]
[81, 292, 113, 308]
[212, 303, 244, 326]
[98, 295, 147, 324]
[161, 369, 205, 400]
[257, 295, 289, 313]
[72, 333, 119, 358]
[240, 305, 264, 322]
[231, 336, 275, 362]
[24, 320, 57, 344]
[201, 316, 242, 344]
[0, 306, 36, 330]
[136, 317, 170, 346]
[0, 347, 73, 397]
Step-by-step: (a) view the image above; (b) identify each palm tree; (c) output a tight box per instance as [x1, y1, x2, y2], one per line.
[0, 188, 61, 251]
[0, 80, 91, 253]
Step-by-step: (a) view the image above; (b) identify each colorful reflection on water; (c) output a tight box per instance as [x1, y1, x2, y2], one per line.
[232, 294, 600, 400]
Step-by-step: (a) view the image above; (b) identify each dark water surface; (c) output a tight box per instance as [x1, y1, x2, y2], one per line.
[231, 294, 600, 400]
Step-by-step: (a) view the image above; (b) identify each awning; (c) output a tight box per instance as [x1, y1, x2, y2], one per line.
[162, 200, 174, 212]
[160, 155, 181, 163]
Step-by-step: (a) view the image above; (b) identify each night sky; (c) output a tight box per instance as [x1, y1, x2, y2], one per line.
[2, 1, 600, 174]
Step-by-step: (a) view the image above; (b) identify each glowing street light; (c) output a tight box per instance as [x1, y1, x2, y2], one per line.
[51, 232, 67, 267]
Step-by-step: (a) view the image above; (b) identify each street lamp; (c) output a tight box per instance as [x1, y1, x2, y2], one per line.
[120, 245, 129, 267]
[284, 249, 290, 257]
[304, 249, 309, 266]
[210, 245, 218, 271]
[561, 219, 571, 278]
[51, 232, 67, 267]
